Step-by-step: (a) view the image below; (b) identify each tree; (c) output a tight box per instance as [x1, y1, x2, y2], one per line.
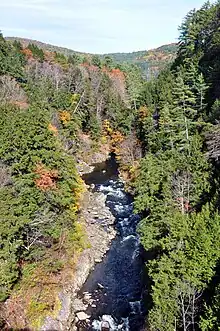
[91, 54, 101, 68]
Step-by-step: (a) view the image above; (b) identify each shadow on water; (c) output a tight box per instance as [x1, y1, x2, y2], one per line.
[79, 155, 148, 331]
[82, 155, 119, 185]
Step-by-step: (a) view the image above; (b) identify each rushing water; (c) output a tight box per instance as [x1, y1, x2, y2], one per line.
[80, 156, 146, 331]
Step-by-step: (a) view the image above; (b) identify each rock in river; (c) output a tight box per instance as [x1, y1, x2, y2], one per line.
[76, 311, 90, 321]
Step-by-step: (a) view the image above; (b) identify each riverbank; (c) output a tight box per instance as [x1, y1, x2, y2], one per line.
[41, 171, 117, 330]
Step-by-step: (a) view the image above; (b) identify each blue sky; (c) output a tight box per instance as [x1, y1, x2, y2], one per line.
[0, 0, 211, 53]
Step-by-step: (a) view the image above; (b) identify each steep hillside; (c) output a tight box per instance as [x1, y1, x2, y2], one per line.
[0, 32, 143, 329]
[6, 37, 177, 78]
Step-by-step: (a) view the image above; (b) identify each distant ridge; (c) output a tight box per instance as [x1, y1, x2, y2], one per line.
[6, 36, 177, 77]
[5, 36, 86, 56]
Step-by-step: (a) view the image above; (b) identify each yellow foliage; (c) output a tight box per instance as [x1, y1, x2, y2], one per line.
[111, 131, 124, 144]
[138, 105, 149, 119]
[103, 119, 113, 135]
[71, 93, 80, 104]
[70, 177, 86, 214]
[67, 222, 88, 252]
[27, 295, 61, 329]
[59, 110, 71, 125]
[102, 120, 125, 157]
[100, 135, 108, 144]
[70, 204, 79, 213]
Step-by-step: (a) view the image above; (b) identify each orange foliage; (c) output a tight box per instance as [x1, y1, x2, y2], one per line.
[12, 101, 29, 110]
[48, 123, 58, 135]
[111, 131, 124, 144]
[59, 111, 71, 125]
[102, 67, 125, 81]
[102, 68, 126, 100]
[44, 51, 56, 63]
[21, 48, 33, 59]
[109, 68, 125, 82]
[80, 63, 99, 72]
[34, 164, 58, 191]
[111, 131, 124, 155]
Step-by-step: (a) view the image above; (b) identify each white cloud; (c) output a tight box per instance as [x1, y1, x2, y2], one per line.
[0, 0, 213, 53]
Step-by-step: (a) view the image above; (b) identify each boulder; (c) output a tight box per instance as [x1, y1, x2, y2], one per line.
[98, 283, 104, 289]
[101, 321, 110, 331]
[95, 258, 102, 263]
[83, 293, 92, 301]
[73, 298, 88, 311]
[76, 311, 90, 321]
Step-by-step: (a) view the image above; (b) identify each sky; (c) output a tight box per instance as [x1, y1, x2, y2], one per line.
[0, 0, 212, 54]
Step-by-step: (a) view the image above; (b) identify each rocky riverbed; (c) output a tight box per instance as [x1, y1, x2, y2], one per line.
[41, 182, 116, 331]
[42, 155, 145, 331]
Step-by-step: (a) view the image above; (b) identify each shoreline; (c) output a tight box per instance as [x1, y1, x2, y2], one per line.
[41, 162, 117, 331]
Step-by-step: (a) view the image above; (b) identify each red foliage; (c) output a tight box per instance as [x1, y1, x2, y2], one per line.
[176, 197, 191, 213]
[34, 164, 58, 191]
[102, 67, 126, 100]
[102, 67, 125, 81]
[109, 68, 125, 82]
[21, 48, 33, 59]
[80, 63, 99, 72]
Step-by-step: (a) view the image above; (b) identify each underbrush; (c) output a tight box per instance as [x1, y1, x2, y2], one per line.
[4, 223, 89, 329]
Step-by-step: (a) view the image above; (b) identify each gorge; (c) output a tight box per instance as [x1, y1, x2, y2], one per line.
[1, 1, 220, 330]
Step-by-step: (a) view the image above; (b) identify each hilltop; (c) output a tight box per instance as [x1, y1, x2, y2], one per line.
[5, 36, 85, 56]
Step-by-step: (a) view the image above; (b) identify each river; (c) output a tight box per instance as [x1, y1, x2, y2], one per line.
[78, 156, 146, 331]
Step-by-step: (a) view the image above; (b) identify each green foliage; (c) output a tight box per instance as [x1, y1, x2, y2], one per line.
[201, 284, 220, 330]
[134, 2, 220, 330]
[0, 32, 141, 317]
[0, 33, 24, 78]
[28, 43, 44, 62]
[91, 54, 102, 68]
[0, 103, 81, 300]
[102, 43, 177, 78]
[2, 6, 220, 328]
[6, 37, 177, 79]
[54, 51, 68, 66]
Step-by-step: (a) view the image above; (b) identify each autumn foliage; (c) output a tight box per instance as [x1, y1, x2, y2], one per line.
[21, 48, 33, 60]
[44, 51, 56, 63]
[48, 123, 58, 135]
[59, 110, 71, 125]
[138, 105, 149, 119]
[80, 63, 99, 72]
[102, 67, 125, 83]
[34, 164, 58, 191]
[109, 68, 125, 81]
[103, 120, 124, 155]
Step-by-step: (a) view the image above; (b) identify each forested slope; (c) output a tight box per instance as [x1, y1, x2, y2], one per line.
[6, 37, 177, 79]
[104, 43, 178, 78]
[134, 1, 220, 330]
[0, 35, 144, 329]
